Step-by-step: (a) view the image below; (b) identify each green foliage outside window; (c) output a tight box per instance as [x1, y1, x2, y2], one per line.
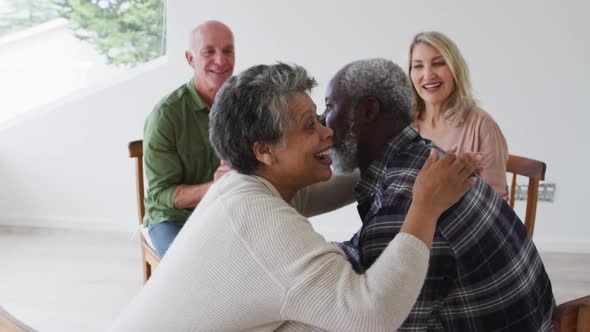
[0, 0, 64, 35]
[0, 0, 166, 66]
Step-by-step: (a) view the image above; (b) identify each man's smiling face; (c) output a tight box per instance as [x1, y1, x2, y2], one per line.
[189, 22, 235, 96]
[323, 74, 360, 174]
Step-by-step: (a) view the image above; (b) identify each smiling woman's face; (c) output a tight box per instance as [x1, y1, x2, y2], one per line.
[268, 93, 334, 189]
[410, 43, 455, 108]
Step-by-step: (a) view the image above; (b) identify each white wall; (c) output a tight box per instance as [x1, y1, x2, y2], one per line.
[0, 0, 588, 253]
[0, 19, 126, 122]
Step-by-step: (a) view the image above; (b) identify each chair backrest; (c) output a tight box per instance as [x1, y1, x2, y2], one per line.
[506, 154, 546, 237]
[128, 140, 144, 225]
[554, 295, 590, 331]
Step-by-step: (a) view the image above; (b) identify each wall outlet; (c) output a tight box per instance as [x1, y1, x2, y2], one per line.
[512, 182, 556, 202]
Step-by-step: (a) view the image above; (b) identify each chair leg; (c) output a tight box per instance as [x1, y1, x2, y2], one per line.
[579, 304, 590, 332]
[141, 251, 151, 284]
[525, 179, 540, 237]
[143, 261, 152, 284]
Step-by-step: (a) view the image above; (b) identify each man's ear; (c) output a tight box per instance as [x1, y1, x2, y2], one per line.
[185, 51, 193, 66]
[253, 141, 274, 166]
[359, 97, 381, 123]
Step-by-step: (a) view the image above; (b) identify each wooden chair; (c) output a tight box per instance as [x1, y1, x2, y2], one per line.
[554, 295, 590, 331]
[506, 154, 546, 237]
[128, 140, 160, 283]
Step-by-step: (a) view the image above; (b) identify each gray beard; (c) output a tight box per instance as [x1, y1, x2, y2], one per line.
[331, 131, 359, 174]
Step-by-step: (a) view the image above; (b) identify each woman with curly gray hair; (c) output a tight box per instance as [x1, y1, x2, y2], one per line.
[111, 63, 476, 331]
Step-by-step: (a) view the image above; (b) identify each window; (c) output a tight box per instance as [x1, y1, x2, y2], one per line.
[0, 0, 166, 123]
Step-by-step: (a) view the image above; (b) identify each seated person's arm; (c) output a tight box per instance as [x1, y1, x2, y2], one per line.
[145, 112, 219, 210]
[477, 117, 509, 199]
[172, 182, 212, 209]
[173, 162, 229, 208]
[292, 170, 360, 217]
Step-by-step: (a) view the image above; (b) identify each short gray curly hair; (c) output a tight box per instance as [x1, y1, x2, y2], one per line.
[337, 58, 412, 126]
[209, 63, 317, 174]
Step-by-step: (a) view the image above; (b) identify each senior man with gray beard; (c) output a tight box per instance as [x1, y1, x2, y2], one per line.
[323, 58, 555, 331]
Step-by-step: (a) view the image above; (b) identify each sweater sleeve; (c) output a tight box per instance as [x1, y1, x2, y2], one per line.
[281, 233, 429, 332]
[236, 190, 429, 332]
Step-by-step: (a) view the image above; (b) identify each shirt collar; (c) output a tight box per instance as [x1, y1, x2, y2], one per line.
[354, 126, 421, 203]
[186, 78, 210, 113]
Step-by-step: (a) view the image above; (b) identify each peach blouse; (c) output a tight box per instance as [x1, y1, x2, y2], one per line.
[415, 108, 509, 200]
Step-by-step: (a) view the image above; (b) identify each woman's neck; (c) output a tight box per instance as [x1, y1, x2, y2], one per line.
[255, 170, 299, 202]
[422, 103, 446, 128]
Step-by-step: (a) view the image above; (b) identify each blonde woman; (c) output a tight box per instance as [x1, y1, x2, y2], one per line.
[409, 31, 509, 199]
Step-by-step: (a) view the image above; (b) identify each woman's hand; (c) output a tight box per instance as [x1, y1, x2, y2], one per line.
[401, 149, 477, 247]
[448, 144, 483, 174]
[412, 148, 477, 217]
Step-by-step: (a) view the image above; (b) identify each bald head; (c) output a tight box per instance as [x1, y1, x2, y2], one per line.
[185, 20, 235, 106]
[189, 20, 234, 52]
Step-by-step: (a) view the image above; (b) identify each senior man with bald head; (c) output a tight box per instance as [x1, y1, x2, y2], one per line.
[324, 58, 556, 331]
[143, 20, 234, 257]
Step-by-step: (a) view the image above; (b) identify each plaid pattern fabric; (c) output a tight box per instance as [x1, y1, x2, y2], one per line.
[351, 126, 555, 331]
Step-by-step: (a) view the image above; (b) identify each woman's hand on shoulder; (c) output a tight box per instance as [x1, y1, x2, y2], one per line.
[448, 144, 483, 174]
[413, 148, 478, 216]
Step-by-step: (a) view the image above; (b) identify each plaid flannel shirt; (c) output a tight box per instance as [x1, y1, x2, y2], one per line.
[341, 126, 555, 331]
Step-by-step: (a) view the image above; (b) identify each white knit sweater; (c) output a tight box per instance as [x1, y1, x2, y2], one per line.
[111, 171, 430, 331]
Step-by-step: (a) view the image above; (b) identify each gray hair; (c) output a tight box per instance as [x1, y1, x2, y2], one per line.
[209, 63, 317, 174]
[338, 58, 412, 127]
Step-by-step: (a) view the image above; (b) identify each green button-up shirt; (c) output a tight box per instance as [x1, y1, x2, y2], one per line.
[143, 79, 220, 227]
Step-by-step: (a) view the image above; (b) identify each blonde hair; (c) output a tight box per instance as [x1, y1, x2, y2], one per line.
[408, 31, 477, 125]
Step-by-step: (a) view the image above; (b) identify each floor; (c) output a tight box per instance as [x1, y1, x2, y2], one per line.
[0, 226, 588, 332]
[0, 227, 142, 332]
